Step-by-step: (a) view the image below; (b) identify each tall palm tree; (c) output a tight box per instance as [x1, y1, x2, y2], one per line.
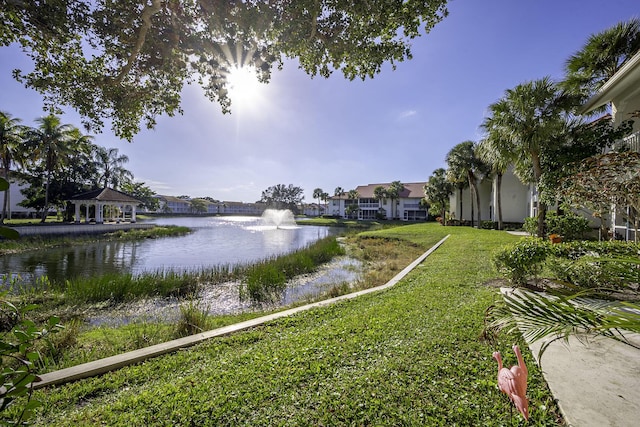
[346, 189, 359, 219]
[423, 168, 453, 222]
[373, 186, 388, 218]
[563, 18, 640, 103]
[477, 134, 516, 231]
[446, 141, 487, 228]
[0, 111, 26, 223]
[26, 115, 76, 222]
[312, 188, 324, 216]
[94, 146, 133, 189]
[483, 77, 571, 236]
[387, 180, 405, 220]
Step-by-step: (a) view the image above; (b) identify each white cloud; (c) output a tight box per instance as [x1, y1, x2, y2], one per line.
[397, 110, 418, 120]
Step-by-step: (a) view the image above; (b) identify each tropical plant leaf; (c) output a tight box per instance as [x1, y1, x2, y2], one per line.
[488, 288, 640, 360]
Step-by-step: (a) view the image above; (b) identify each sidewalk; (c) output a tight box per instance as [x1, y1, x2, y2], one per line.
[501, 288, 640, 427]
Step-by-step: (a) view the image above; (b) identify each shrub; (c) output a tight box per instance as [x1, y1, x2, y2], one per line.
[546, 211, 590, 241]
[522, 217, 537, 236]
[547, 240, 640, 291]
[480, 221, 496, 230]
[522, 212, 591, 240]
[1, 296, 63, 424]
[492, 238, 551, 286]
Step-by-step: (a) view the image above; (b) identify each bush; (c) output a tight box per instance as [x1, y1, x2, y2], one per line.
[492, 238, 551, 286]
[1, 296, 63, 424]
[546, 211, 590, 241]
[547, 241, 640, 291]
[522, 217, 537, 236]
[522, 212, 591, 240]
[480, 221, 496, 230]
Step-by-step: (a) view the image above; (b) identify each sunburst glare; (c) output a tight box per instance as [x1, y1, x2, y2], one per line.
[226, 66, 264, 107]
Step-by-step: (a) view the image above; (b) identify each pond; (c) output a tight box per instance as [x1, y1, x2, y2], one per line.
[1, 216, 341, 285]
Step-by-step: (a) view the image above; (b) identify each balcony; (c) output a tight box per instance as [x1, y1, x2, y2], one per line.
[613, 130, 640, 152]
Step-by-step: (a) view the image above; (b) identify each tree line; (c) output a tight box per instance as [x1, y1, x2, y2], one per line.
[0, 112, 158, 223]
[423, 18, 640, 237]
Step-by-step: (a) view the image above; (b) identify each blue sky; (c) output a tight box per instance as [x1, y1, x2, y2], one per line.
[0, 0, 637, 203]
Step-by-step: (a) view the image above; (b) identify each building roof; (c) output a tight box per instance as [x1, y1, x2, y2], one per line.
[331, 182, 427, 199]
[70, 187, 141, 204]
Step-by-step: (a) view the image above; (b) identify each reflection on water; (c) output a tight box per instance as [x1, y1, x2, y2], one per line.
[1, 216, 336, 285]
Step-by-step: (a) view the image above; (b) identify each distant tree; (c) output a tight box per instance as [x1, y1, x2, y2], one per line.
[260, 184, 304, 213]
[93, 146, 133, 189]
[446, 141, 488, 227]
[346, 189, 360, 219]
[199, 196, 218, 203]
[424, 168, 453, 224]
[387, 180, 405, 220]
[477, 135, 516, 230]
[1, 1, 449, 140]
[177, 195, 190, 200]
[189, 198, 208, 214]
[320, 191, 329, 216]
[313, 188, 324, 215]
[334, 187, 344, 198]
[120, 181, 159, 212]
[373, 186, 388, 218]
[0, 111, 26, 223]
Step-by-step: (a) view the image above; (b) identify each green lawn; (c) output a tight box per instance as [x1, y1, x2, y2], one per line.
[30, 224, 561, 426]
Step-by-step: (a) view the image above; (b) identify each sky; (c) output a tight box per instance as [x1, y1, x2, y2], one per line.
[0, 0, 638, 203]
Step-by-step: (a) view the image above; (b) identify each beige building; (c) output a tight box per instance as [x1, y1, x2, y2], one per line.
[329, 182, 428, 221]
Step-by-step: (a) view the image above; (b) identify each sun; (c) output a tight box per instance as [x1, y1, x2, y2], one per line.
[226, 66, 263, 106]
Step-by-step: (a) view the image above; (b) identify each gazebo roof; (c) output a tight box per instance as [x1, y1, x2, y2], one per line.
[69, 187, 141, 204]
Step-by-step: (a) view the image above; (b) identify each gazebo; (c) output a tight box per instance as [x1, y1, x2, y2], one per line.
[69, 188, 142, 224]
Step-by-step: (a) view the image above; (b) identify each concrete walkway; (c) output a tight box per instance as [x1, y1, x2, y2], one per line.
[33, 235, 451, 389]
[501, 288, 640, 427]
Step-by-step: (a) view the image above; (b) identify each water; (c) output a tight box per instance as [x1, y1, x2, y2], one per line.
[0, 216, 339, 285]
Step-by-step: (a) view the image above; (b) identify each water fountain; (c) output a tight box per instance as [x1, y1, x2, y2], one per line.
[260, 209, 297, 229]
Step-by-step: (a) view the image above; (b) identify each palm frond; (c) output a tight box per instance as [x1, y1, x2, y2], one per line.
[488, 288, 640, 360]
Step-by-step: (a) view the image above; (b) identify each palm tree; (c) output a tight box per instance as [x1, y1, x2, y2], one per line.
[0, 111, 26, 223]
[26, 115, 76, 222]
[320, 191, 329, 216]
[346, 189, 360, 219]
[482, 77, 571, 236]
[476, 135, 516, 230]
[373, 186, 388, 219]
[423, 168, 453, 223]
[312, 188, 324, 216]
[446, 141, 487, 228]
[563, 18, 640, 103]
[94, 146, 133, 189]
[387, 180, 405, 220]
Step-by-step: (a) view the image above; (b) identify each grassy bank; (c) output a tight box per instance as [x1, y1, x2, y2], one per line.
[296, 217, 408, 229]
[28, 224, 562, 425]
[0, 225, 191, 255]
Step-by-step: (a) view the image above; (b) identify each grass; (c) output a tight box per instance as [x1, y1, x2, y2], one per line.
[0, 225, 191, 255]
[25, 223, 563, 426]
